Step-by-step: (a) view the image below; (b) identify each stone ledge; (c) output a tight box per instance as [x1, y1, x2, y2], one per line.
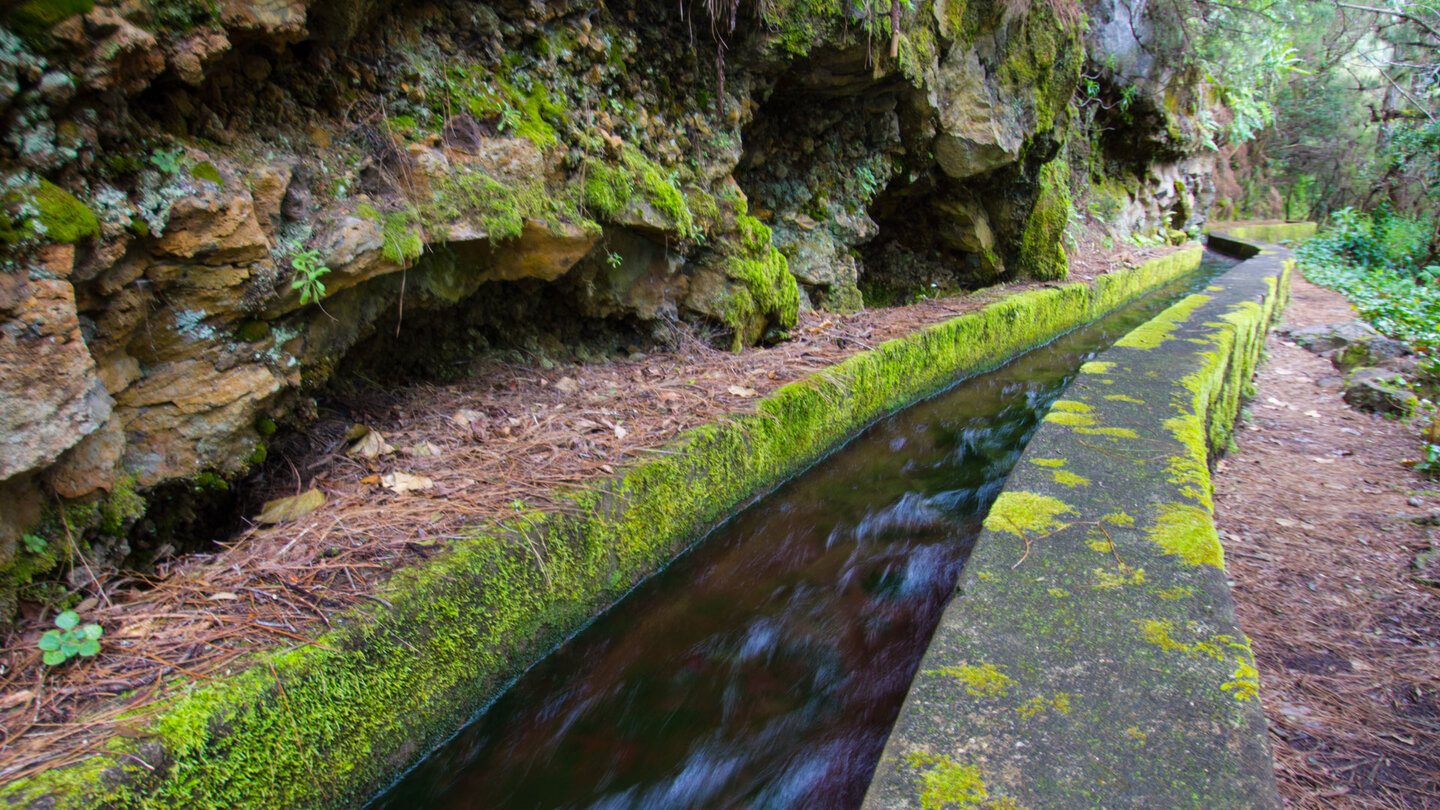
[861, 229, 1300, 809]
[2, 248, 1207, 810]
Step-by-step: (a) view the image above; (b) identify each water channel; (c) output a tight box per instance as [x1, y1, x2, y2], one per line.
[367, 252, 1239, 810]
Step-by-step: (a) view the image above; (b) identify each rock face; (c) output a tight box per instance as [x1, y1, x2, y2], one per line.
[0, 279, 111, 481]
[1077, 0, 1219, 238]
[0, 0, 1222, 624]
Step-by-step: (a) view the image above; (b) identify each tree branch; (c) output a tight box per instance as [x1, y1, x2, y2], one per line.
[1359, 51, 1437, 122]
[1334, 1, 1440, 42]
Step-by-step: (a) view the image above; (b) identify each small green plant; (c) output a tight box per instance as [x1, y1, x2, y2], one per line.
[38, 611, 103, 666]
[1415, 443, 1440, 478]
[22, 533, 46, 554]
[289, 249, 330, 305]
[149, 149, 183, 175]
[605, 250, 623, 268]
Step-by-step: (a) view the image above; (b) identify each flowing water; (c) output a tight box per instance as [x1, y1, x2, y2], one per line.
[368, 252, 1238, 810]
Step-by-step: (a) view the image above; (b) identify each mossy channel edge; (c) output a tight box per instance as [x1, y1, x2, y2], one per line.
[861, 224, 1315, 810]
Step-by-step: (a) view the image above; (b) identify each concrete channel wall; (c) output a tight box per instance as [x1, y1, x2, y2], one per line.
[6, 243, 1224, 809]
[862, 226, 1313, 809]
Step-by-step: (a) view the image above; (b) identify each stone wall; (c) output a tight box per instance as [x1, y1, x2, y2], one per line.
[862, 226, 1297, 810]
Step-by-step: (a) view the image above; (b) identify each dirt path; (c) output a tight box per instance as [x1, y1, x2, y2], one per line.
[1214, 275, 1440, 808]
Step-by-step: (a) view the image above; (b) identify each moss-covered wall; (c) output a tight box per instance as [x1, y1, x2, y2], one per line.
[1, 247, 1203, 809]
[863, 229, 1297, 810]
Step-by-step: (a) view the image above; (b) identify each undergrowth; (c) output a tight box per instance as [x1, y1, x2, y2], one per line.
[1297, 209, 1440, 354]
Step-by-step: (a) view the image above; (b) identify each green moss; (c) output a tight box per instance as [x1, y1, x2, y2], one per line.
[1079, 361, 1115, 374]
[711, 215, 801, 350]
[983, 491, 1074, 538]
[29, 180, 99, 244]
[1101, 511, 1136, 527]
[1051, 469, 1091, 487]
[1149, 503, 1223, 567]
[997, 1, 1084, 129]
[451, 73, 562, 149]
[1043, 411, 1094, 427]
[1049, 399, 1091, 413]
[1092, 565, 1147, 588]
[1115, 294, 1212, 350]
[1030, 458, 1066, 468]
[896, 25, 937, 84]
[380, 211, 424, 264]
[1016, 159, 1071, 281]
[1152, 585, 1193, 600]
[189, 161, 224, 186]
[1103, 394, 1145, 404]
[1162, 414, 1212, 508]
[256, 418, 277, 437]
[1137, 621, 1260, 702]
[1221, 639, 1261, 702]
[426, 169, 584, 244]
[1075, 426, 1141, 439]
[237, 321, 270, 342]
[583, 161, 632, 218]
[1016, 692, 1073, 719]
[904, 753, 1028, 810]
[927, 662, 1015, 697]
[583, 145, 698, 239]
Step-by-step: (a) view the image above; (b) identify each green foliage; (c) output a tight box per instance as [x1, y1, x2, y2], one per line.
[149, 149, 184, 175]
[38, 610, 102, 666]
[289, 250, 330, 305]
[1414, 443, 1440, 477]
[22, 534, 47, 554]
[1299, 213, 1440, 360]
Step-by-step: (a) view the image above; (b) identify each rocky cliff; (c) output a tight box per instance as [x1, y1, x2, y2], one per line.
[0, 0, 1223, 624]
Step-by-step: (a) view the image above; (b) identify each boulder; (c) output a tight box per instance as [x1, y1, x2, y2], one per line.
[155, 185, 270, 265]
[118, 359, 283, 485]
[1332, 335, 1412, 373]
[1287, 321, 1382, 355]
[1343, 367, 1418, 416]
[217, 0, 310, 43]
[0, 280, 111, 482]
[484, 220, 602, 283]
[43, 418, 124, 498]
[931, 47, 1024, 180]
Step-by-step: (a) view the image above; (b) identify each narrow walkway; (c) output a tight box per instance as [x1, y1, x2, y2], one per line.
[1214, 276, 1440, 808]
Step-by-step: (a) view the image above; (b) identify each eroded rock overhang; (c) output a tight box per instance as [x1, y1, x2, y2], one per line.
[861, 223, 1317, 810]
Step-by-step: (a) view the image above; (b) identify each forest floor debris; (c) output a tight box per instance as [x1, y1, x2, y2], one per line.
[1215, 275, 1440, 809]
